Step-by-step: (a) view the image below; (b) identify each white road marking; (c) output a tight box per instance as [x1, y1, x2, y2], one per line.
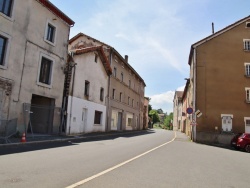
[65, 131, 177, 188]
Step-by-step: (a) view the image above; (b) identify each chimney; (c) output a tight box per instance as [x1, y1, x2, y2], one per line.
[125, 55, 128, 63]
[212, 22, 214, 34]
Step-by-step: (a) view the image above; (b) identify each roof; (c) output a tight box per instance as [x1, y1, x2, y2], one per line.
[69, 32, 146, 86]
[69, 33, 110, 47]
[175, 91, 183, 99]
[37, 0, 74, 26]
[73, 46, 112, 75]
[188, 15, 250, 65]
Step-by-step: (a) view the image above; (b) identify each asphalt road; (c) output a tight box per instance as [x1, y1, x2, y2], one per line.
[0, 129, 249, 188]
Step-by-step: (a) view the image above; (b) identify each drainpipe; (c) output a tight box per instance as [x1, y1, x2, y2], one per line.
[106, 48, 113, 132]
[193, 47, 197, 142]
[68, 56, 77, 135]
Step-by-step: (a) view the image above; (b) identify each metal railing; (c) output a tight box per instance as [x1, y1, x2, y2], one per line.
[0, 119, 17, 143]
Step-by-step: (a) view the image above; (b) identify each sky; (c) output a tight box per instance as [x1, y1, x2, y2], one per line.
[50, 0, 250, 114]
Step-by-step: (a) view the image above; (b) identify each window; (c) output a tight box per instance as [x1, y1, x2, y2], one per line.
[246, 88, 250, 102]
[45, 22, 56, 45]
[100, 87, 104, 101]
[85, 81, 90, 96]
[245, 63, 250, 76]
[112, 89, 115, 99]
[243, 39, 250, 51]
[120, 92, 122, 102]
[94, 111, 102, 124]
[246, 22, 250, 28]
[113, 67, 117, 77]
[39, 56, 53, 85]
[0, 35, 7, 66]
[95, 54, 98, 63]
[0, 0, 13, 17]
[244, 117, 250, 133]
[121, 72, 123, 82]
[221, 114, 233, 132]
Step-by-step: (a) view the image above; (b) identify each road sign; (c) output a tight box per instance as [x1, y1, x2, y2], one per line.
[186, 107, 193, 114]
[190, 120, 197, 126]
[195, 110, 202, 118]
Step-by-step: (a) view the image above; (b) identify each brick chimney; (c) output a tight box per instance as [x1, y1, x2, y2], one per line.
[125, 55, 128, 63]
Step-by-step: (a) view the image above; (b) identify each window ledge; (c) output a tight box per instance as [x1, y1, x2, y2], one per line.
[245, 75, 250, 78]
[245, 100, 250, 104]
[37, 82, 52, 89]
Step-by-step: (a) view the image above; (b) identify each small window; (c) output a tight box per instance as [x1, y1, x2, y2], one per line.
[0, 35, 7, 66]
[94, 111, 102, 124]
[95, 54, 98, 63]
[85, 81, 90, 96]
[221, 114, 233, 132]
[39, 56, 53, 85]
[113, 67, 117, 77]
[121, 72, 123, 82]
[0, 0, 13, 17]
[45, 22, 56, 45]
[100, 87, 104, 101]
[243, 39, 250, 51]
[245, 63, 250, 76]
[246, 88, 250, 103]
[246, 22, 250, 28]
[112, 89, 115, 99]
[120, 92, 122, 102]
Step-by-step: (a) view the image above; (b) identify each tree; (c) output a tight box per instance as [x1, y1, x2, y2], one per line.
[149, 110, 160, 125]
[148, 104, 152, 113]
[163, 112, 173, 130]
[157, 108, 164, 114]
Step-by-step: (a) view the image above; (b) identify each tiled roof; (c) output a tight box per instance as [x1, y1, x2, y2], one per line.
[73, 46, 112, 75]
[37, 0, 74, 26]
[175, 91, 183, 99]
[69, 33, 110, 47]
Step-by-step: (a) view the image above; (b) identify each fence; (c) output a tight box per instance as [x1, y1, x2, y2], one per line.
[0, 118, 17, 143]
[23, 103, 63, 135]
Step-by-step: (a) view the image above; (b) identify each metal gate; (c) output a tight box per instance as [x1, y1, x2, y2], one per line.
[23, 103, 62, 135]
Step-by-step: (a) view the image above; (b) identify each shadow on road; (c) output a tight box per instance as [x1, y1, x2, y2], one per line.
[0, 130, 156, 156]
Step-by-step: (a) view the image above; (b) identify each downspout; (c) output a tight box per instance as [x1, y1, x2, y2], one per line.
[68, 55, 76, 135]
[106, 48, 113, 132]
[193, 47, 197, 142]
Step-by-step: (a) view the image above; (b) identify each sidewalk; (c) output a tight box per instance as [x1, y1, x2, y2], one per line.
[0, 130, 151, 147]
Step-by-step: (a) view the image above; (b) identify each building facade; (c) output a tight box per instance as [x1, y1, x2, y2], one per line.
[173, 91, 183, 131]
[0, 0, 74, 135]
[188, 16, 250, 144]
[68, 33, 146, 133]
[65, 46, 112, 134]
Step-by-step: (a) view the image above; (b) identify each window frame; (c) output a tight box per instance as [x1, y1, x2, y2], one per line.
[246, 22, 250, 28]
[120, 92, 122, 102]
[113, 67, 117, 77]
[0, 0, 13, 18]
[244, 63, 250, 77]
[44, 20, 57, 46]
[94, 110, 102, 125]
[94, 53, 98, 63]
[243, 39, 250, 51]
[37, 53, 54, 88]
[121, 72, 123, 82]
[112, 89, 115, 99]
[245, 88, 250, 103]
[84, 80, 90, 96]
[0, 33, 10, 69]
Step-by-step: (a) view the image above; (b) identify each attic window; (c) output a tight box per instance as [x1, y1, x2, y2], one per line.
[246, 22, 250, 28]
[94, 54, 98, 63]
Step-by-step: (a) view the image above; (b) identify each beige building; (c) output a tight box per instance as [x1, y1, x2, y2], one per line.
[68, 33, 146, 132]
[143, 97, 150, 129]
[188, 16, 250, 144]
[0, 0, 74, 135]
[173, 91, 183, 131]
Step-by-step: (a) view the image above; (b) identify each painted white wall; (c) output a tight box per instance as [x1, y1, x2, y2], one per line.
[67, 96, 106, 134]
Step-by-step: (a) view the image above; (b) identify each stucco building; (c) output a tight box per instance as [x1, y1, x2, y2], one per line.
[173, 91, 183, 131]
[188, 16, 250, 144]
[0, 0, 74, 135]
[68, 33, 146, 133]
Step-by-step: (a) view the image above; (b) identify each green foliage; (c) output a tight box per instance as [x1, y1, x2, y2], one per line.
[148, 104, 152, 113]
[149, 110, 160, 124]
[163, 112, 173, 130]
[157, 108, 164, 114]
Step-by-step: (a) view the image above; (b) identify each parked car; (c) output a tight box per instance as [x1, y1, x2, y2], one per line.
[231, 133, 250, 152]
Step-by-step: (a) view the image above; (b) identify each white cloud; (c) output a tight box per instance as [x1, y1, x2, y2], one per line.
[149, 91, 174, 114]
[177, 85, 185, 91]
